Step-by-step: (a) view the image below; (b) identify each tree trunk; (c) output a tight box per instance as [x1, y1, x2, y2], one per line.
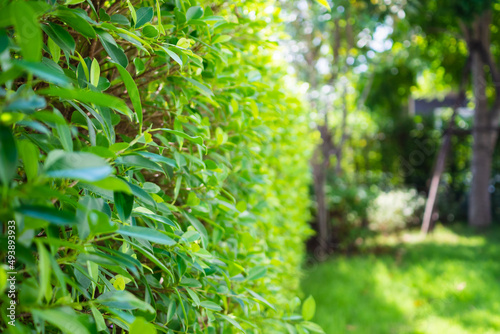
[312, 158, 329, 258]
[312, 120, 334, 258]
[469, 13, 495, 227]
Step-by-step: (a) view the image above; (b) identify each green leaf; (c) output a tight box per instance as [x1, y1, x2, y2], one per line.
[44, 150, 112, 182]
[47, 37, 61, 63]
[96, 290, 154, 312]
[135, 7, 154, 28]
[88, 210, 118, 235]
[32, 308, 91, 334]
[246, 289, 276, 311]
[97, 33, 128, 68]
[155, 0, 165, 34]
[186, 6, 204, 21]
[110, 14, 130, 26]
[246, 266, 267, 281]
[302, 295, 316, 321]
[38, 86, 132, 119]
[36, 240, 52, 303]
[134, 57, 145, 73]
[18, 139, 39, 182]
[142, 25, 159, 38]
[184, 77, 214, 97]
[90, 306, 107, 332]
[127, 0, 138, 25]
[54, 110, 73, 152]
[41, 23, 76, 54]
[161, 128, 204, 146]
[117, 155, 163, 173]
[130, 317, 157, 334]
[16, 60, 70, 86]
[115, 63, 142, 128]
[76, 50, 90, 81]
[12, 2, 42, 62]
[164, 47, 183, 68]
[0, 125, 18, 185]
[90, 58, 100, 87]
[114, 191, 134, 222]
[17, 205, 77, 226]
[200, 301, 222, 311]
[119, 225, 176, 246]
[183, 212, 208, 246]
[212, 35, 231, 44]
[90, 176, 132, 194]
[113, 275, 126, 290]
[300, 321, 325, 334]
[176, 37, 191, 49]
[217, 314, 246, 334]
[186, 192, 200, 206]
[54, 9, 96, 38]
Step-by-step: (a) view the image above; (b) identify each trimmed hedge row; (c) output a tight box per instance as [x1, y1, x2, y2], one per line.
[0, 1, 318, 333]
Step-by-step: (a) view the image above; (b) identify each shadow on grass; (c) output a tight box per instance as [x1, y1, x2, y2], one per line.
[301, 224, 500, 334]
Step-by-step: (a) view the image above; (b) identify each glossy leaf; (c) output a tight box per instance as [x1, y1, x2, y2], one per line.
[38, 86, 132, 118]
[115, 63, 142, 127]
[114, 191, 134, 222]
[44, 150, 112, 181]
[135, 7, 154, 28]
[119, 225, 176, 246]
[186, 6, 204, 21]
[0, 125, 18, 185]
[12, 2, 42, 62]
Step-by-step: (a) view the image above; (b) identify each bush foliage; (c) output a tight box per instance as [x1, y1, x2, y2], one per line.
[367, 189, 425, 233]
[0, 1, 316, 333]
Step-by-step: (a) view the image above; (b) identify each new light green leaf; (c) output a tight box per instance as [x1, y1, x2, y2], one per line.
[130, 317, 157, 334]
[127, 0, 138, 25]
[90, 58, 100, 87]
[36, 240, 52, 303]
[302, 295, 316, 321]
[18, 139, 39, 182]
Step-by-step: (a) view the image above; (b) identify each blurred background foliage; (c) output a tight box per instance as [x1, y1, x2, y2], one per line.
[282, 0, 500, 253]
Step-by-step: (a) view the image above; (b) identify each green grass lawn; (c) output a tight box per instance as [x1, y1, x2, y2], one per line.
[301, 225, 500, 334]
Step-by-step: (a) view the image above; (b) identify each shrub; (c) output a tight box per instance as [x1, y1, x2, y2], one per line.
[0, 1, 316, 333]
[367, 189, 425, 233]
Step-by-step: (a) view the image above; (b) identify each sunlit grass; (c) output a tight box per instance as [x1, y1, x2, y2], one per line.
[302, 225, 500, 334]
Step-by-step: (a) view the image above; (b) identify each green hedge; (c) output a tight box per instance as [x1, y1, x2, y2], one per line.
[0, 1, 318, 333]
